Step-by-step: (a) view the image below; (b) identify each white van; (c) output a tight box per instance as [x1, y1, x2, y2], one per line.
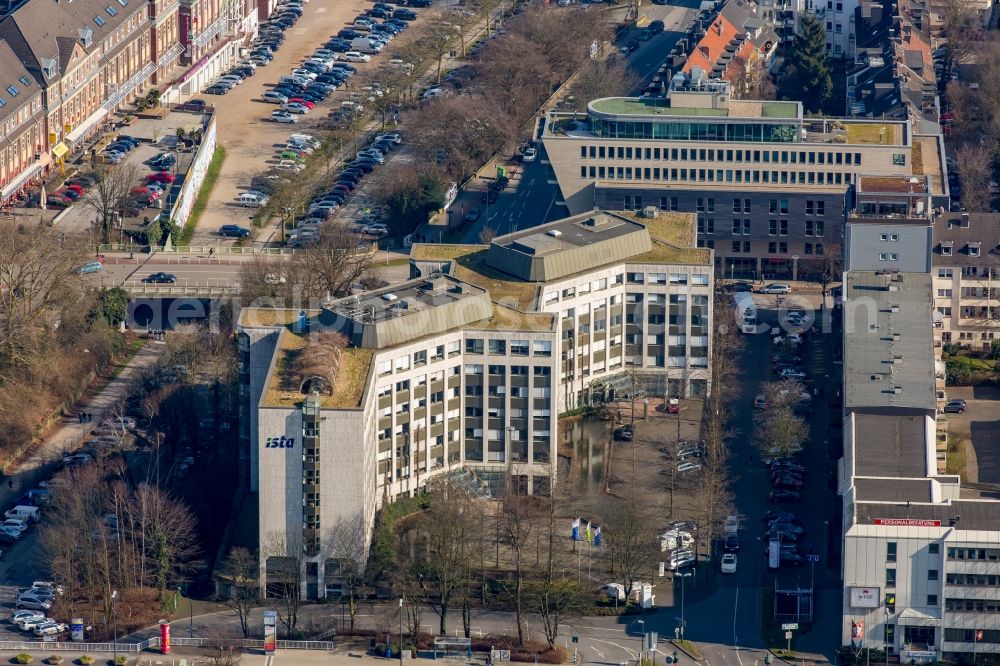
[278, 74, 309, 86]
[351, 38, 382, 54]
[239, 191, 269, 207]
[5, 506, 40, 524]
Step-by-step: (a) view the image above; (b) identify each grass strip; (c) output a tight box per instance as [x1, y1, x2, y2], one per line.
[177, 146, 226, 245]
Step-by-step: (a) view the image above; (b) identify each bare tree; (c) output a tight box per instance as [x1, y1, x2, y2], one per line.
[954, 144, 994, 212]
[753, 404, 808, 462]
[262, 532, 304, 637]
[729, 55, 777, 100]
[936, 0, 981, 81]
[425, 19, 461, 84]
[407, 97, 516, 181]
[325, 516, 369, 633]
[602, 498, 657, 599]
[470, 0, 504, 37]
[478, 226, 497, 244]
[219, 547, 260, 638]
[569, 57, 638, 110]
[82, 162, 144, 244]
[527, 478, 585, 649]
[498, 493, 535, 645]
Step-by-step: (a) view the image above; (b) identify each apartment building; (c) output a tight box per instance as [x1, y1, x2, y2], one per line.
[175, 0, 255, 98]
[839, 212, 1000, 662]
[238, 211, 713, 597]
[542, 74, 946, 281]
[931, 212, 1000, 352]
[0, 41, 46, 205]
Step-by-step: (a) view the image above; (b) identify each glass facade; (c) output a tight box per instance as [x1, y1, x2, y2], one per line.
[592, 118, 801, 143]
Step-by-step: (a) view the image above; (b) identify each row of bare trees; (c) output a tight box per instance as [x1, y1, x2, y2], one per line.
[0, 221, 128, 465]
[40, 461, 200, 631]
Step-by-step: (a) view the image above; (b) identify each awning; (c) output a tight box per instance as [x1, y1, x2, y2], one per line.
[897, 608, 940, 626]
[51, 142, 69, 159]
[65, 107, 109, 144]
[1, 161, 43, 200]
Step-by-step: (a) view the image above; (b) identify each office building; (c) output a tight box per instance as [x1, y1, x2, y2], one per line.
[839, 207, 1000, 662]
[542, 74, 946, 281]
[238, 211, 713, 597]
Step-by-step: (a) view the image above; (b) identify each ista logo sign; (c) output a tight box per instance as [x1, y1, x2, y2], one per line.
[265, 436, 295, 449]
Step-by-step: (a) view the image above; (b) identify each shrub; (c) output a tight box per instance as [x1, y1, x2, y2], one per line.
[78, 657, 95, 665]
[15, 654, 33, 665]
[114, 656, 127, 666]
[46, 657, 64, 665]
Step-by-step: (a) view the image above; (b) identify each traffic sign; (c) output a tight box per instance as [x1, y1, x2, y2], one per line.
[782, 623, 799, 630]
[785, 631, 793, 640]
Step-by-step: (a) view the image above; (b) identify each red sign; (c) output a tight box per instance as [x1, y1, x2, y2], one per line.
[874, 518, 942, 527]
[160, 620, 171, 654]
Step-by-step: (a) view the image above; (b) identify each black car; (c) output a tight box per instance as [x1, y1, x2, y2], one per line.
[723, 281, 754, 293]
[330, 63, 357, 73]
[724, 533, 740, 552]
[219, 224, 251, 238]
[408, 0, 432, 6]
[769, 489, 802, 503]
[351, 160, 377, 173]
[321, 192, 347, 204]
[368, 7, 390, 18]
[339, 171, 362, 184]
[204, 85, 230, 95]
[338, 28, 362, 39]
[325, 41, 351, 52]
[392, 9, 416, 20]
[316, 74, 345, 85]
[142, 272, 177, 284]
[231, 66, 255, 78]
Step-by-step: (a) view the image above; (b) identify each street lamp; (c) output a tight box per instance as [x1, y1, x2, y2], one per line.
[111, 589, 118, 664]
[676, 571, 694, 640]
[636, 619, 645, 665]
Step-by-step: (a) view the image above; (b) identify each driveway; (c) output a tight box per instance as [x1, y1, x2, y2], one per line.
[943, 386, 1000, 484]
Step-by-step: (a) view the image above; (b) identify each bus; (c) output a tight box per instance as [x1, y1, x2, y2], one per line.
[733, 292, 758, 334]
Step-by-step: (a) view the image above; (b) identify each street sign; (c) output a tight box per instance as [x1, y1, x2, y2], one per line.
[785, 631, 793, 640]
[782, 623, 799, 630]
[806, 554, 820, 563]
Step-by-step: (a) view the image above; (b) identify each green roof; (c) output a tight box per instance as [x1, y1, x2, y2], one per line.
[761, 102, 799, 118]
[590, 97, 729, 117]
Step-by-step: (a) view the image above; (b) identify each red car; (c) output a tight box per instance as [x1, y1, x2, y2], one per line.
[65, 184, 85, 194]
[288, 98, 316, 109]
[146, 172, 176, 183]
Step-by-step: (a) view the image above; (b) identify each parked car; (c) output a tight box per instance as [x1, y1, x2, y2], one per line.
[271, 110, 298, 124]
[262, 90, 290, 104]
[522, 146, 538, 162]
[758, 283, 792, 294]
[79, 261, 103, 274]
[943, 399, 967, 413]
[769, 489, 802, 503]
[219, 224, 251, 237]
[343, 51, 371, 63]
[15, 594, 51, 611]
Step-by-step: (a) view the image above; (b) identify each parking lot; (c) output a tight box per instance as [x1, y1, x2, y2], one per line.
[941, 386, 1000, 484]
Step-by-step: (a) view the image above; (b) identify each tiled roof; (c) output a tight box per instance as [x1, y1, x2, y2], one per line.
[932, 213, 1000, 267]
[684, 14, 742, 77]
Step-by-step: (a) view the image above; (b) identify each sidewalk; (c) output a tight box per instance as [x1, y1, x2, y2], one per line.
[1, 339, 166, 500]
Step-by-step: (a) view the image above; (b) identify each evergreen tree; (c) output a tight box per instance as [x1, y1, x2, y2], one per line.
[780, 14, 832, 113]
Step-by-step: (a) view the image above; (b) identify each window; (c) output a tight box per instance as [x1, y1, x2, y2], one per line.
[488, 340, 506, 355]
[466, 339, 483, 354]
[929, 543, 940, 555]
[94, 15, 106, 25]
[928, 569, 939, 581]
[886, 568, 896, 587]
[941, 245, 953, 256]
[413, 350, 427, 367]
[533, 340, 552, 356]
[887, 542, 897, 562]
[511, 340, 529, 356]
[927, 594, 938, 606]
[938, 269, 953, 278]
[431, 345, 444, 362]
[464, 364, 483, 375]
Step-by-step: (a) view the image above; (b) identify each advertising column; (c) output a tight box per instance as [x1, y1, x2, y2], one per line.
[160, 620, 171, 654]
[263, 610, 277, 654]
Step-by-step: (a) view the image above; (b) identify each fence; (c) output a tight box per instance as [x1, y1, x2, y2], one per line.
[98, 243, 297, 255]
[0, 637, 336, 653]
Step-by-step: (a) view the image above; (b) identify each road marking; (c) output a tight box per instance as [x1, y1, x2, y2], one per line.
[589, 637, 636, 659]
[734, 588, 744, 666]
[590, 647, 606, 659]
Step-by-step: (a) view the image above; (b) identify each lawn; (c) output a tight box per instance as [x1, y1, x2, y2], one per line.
[176, 145, 226, 245]
[845, 123, 897, 144]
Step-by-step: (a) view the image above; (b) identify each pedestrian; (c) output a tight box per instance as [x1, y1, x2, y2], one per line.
[7, 479, 12, 491]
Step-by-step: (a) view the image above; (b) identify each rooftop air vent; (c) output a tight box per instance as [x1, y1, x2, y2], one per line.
[547, 229, 563, 238]
[381, 293, 398, 302]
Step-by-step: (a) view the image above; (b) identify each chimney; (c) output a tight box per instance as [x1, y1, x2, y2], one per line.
[961, 212, 970, 228]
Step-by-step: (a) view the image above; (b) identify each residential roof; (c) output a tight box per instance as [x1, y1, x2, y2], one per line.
[0, 39, 41, 121]
[683, 14, 743, 78]
[932, 212, 1000, 267]
[855, 477, 934, 502]
[843, 271, 936, 411]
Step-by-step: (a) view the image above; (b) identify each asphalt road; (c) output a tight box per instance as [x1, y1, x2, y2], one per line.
[461, 0, 701, 241]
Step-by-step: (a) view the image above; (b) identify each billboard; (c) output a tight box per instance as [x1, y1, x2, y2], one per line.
[263, 610, 277, 654]
[874, 518, 941, 527]
[850, 587, 880, 608]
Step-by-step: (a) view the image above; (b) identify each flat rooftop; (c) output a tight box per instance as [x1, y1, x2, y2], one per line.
[588, 97, 800, 119]
[856, 499, 1000, 532]
[326, 274, 487, 324]
[843, 271, 936, 411]
[858, 175, 928, 193]
[855, 476, 934, 502]
[853, 413, 931, 478]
